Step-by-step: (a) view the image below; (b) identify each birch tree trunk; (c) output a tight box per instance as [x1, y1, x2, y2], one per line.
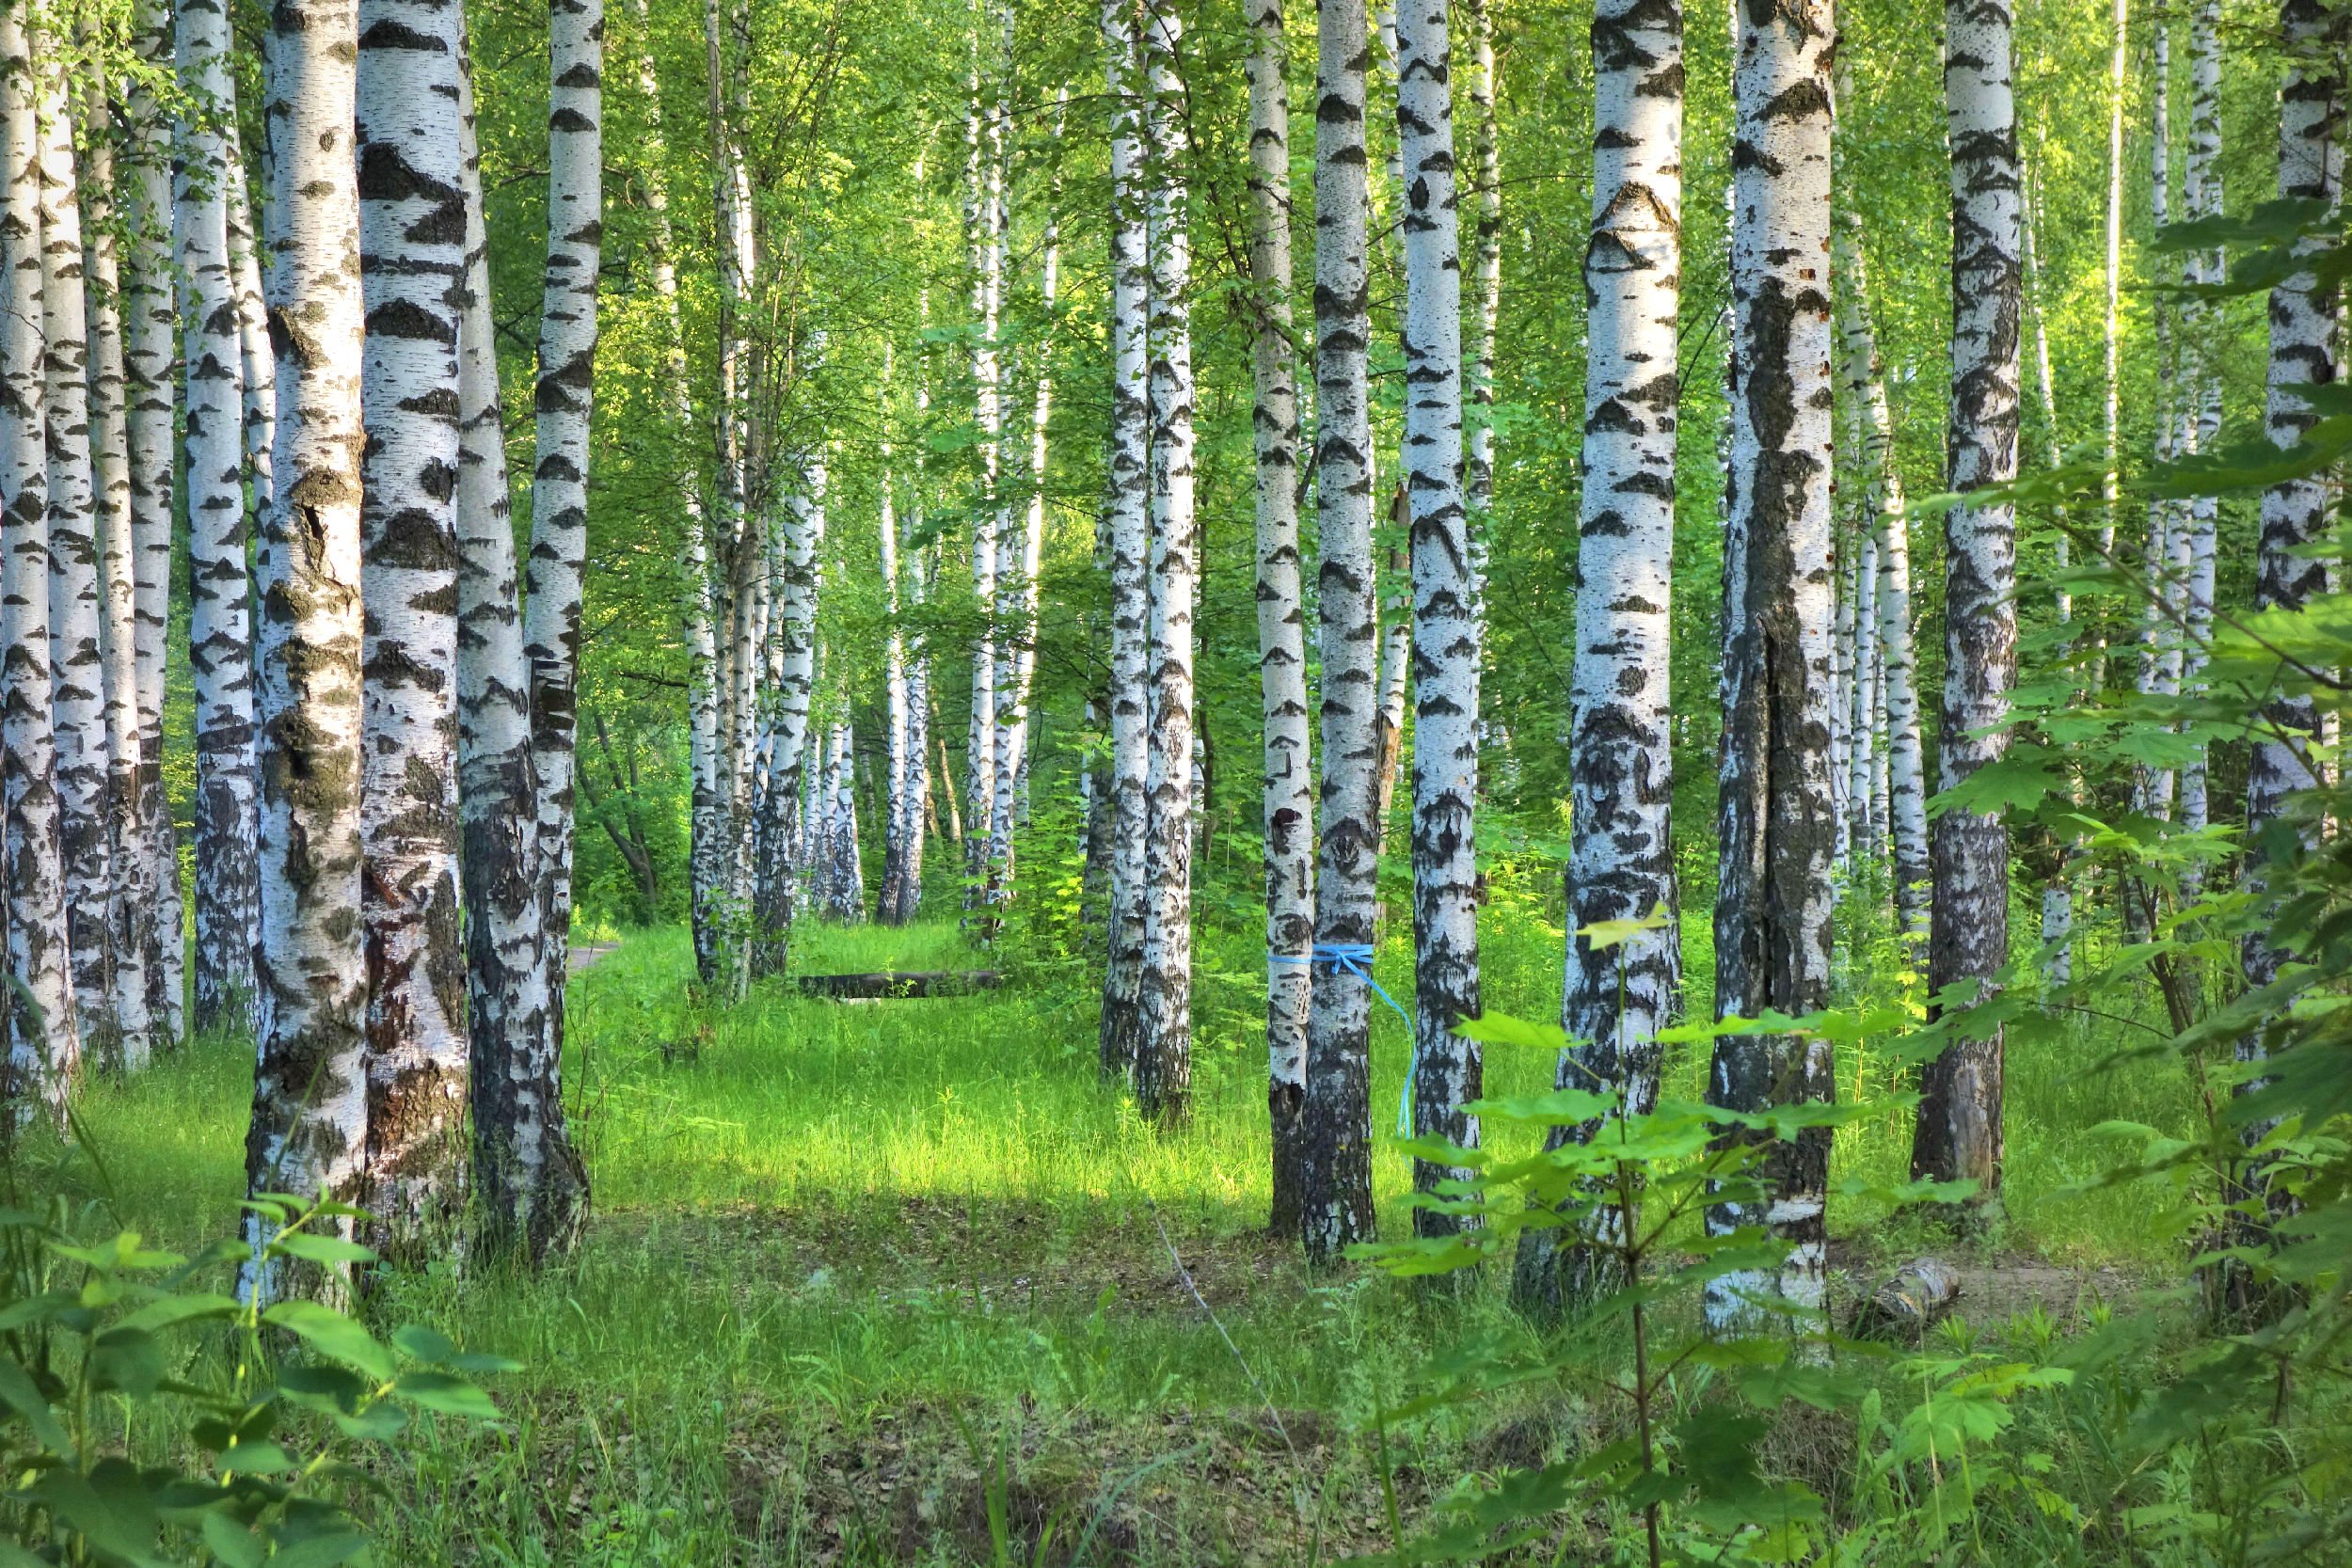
[963, 24, 1006, 906]
[355, 0, 470, 1252]
[892, 342, 935, 927]
[2103, 0, 2124, 577]
[125, 0, 181, 1046]
[2244, 0, 2342, 1006]
[2134, 17, 2181, 826]
[1518, 0, 1679, 1309]
[1245, 0, 1314, 1236]
[878, 357, 914, 926]
[1132, 0, 1198, 1126]
[491, 0, 600, 1259]
[1705, 0, 1836, 1334]
[1463, 0, 1499, 587]
[1098, 0, 1152, 1084]
[79, 68, 155, 1074]
[177, 0, 261, 1037]
[244, 0, 371, 1291]
[1303, 0, 1380, 1264]
[36, 36, 119, 1069]
[2174, 0, 2221, 889]
[2, 7, 79, 1122]
[1394, 0, 1482, 1233]
[755, 451, 825, 974]
[2023, 164, 2076, 979]
[1913, 0, 2022, 1213]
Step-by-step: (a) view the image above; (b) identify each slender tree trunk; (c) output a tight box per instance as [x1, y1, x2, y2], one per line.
[1518, 0, 1680, 1309]
[2, 7, 79, 1123]
[1245, 0, 1314, 1236]
[2134, 17, 2181, 827]
[492, 0, 600, 1259]
[1394, 0, 1482, 1232]
[1372, 539, 1409, 858]
[244, 0, 371, 1294]
[755, 451, 825, 973]
[1303, 0, 1380, 1264]
[895, 340, 935, 926]
[80, 67, 155, 1074]
[1704, 0, 1836, 1334]
[2103, 0, 2124, 577]
[1463, 0, 1499, 603]
[1098, 0, 1151, 1084]
[1133, 0, 1198, 1125]
[2174, 0, 2221, 892]
[355, 0, 470, 1254]
[879, 354, 914, 926]
[1913, 0, 2022, 1214]
[2023, 162, 2076, 980]
[963, 20, 1006, 906]
[124, 0, 181, 1046]
[178, 0, 261, 1037]
[36, 35, 119, 1070]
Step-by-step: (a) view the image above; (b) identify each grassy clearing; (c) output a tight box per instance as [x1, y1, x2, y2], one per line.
[41, 875, 2204, 1563]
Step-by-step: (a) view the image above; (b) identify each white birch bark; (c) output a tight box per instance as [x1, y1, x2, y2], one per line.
[244, 0, 371, 1293]
[36, 34, 119, 1069]
[892, 329, 935, 927]
[1395, 0, 1482, 1230]
[1462, 0, 1499, 594]
[1133, 0, 1197, 1125]
[878, 350, 914, 925]
[2023, 165, 2075, 977]
[177, 0, 261, 1037]
[356, 0, 470, 1249]
[1914, 0, 2022, 1210]
[1098, 0, 1152, 1082]
[1520, 0, 1680, 1309]
[2, 8, 79, 1121]
[1304, 0, 1380, 1263]
[1705, 0, 1836, 1333]
[2174, 0, 2221, 886]
[963, 16, 1006, 904]
[2135, 16, 2182, 824]
[1245, 0, 1314, 1235]
[826, 721, 864, 923]
[2104, 0, 2124, 570]
[757, 450, 825, 968]
[79, 69, 155, 1073]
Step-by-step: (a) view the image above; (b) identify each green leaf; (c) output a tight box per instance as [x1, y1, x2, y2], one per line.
[0, 1358, 72, 1455]
[201, 1509, 268, 1568]
[263, 1301, 393, 1382]
[392, 1370, 501, 1421]
[266, 1233, 379, 1268]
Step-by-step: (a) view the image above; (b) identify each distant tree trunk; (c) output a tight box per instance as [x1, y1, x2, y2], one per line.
[1372, 534, 1409, 859]
[36, 34, 120, 1070]
[826, 722, 864, 922]
[2, 5, 80, 1123]
[963, 22, 1006, 907]
[1245, 0, 1314, 1236]
[2134, 16, 2182, 828]
[1098, 0, 1151, 1085]
[1914, 0, 2022, 1217]
[2174, 0, 2221, 895]
[2102, 0, 2124, 582]
[1518, 0, 1681, 1312]
[755, 451, 825, 973]
[125, 0, 181, 1046]
[244, 0, 371, 1293]
[2243, 0, 2342, 1042]
[493, 0, 599, 1260]
[878, 355, 914, 926]
[178, 0, 261, 1037]
[1833, 185, 1928, 948]
[2023, 162, 2076, 980]
[1395, 0, 1482, 1234]
[1303, 0, 1380, 1265]
[79, 66, 155, 1074]
[894, 341, 936, 925]
[1705, 0, 1836, 1335]
[1463, 0, 1500, 594]
[355, 0, 470, 1254]
[1133, 0, 1198, 1126]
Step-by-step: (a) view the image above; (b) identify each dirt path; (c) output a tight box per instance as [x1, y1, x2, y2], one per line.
[567, 941, 619, 974]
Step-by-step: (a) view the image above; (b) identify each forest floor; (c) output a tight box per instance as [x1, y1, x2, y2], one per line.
[56, 908, 2201, 1565]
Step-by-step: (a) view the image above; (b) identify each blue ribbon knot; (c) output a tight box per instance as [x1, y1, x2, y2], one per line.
[1269, 942, 1419, 1134]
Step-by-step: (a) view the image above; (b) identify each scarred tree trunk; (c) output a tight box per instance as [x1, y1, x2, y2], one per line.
[1705, 0, 1836, 1334]
[1133, 0, 1198, 1126]
[355, 0, 470, 1253]
[1518, 0, 1680, 1311]
[1245, 0, 1314, 1236]
[36, 35, 119, 1069]
[1098, 0, 1151, 1085]
[1395, 0, 1482, 1234]
[177, 0, 261, 1038]
[1913, 0, 2022, 1215]
[2, 7, 80, 1122]
[1303, 0, 1380, 1264]
[490, 0, 599, 1259]
[244, 0, 371, 1291]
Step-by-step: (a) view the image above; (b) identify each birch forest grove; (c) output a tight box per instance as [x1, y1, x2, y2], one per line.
[5, 0, 2352, 1560]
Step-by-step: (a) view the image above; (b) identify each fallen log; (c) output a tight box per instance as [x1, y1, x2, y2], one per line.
[790, 970, 1003, 1000]
[1851, 1257, 1963, 1341]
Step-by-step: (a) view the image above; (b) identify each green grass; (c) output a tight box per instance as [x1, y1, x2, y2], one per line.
[40, 858, 2207, 1564]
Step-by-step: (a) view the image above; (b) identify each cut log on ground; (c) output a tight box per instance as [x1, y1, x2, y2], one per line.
[1851, 1257, 1963, 1340]
[791, 971, 1004, 999]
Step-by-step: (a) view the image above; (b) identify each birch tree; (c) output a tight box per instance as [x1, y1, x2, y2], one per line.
[2, 5, 78, 1121]
[1520, 0, 1681, 1307]
[1706, 0, 1836, 1332]
[2134, 16, 2182, 825]
[355, 0, 470, 1246]
[1463, 0, 1499, 562]
[244, 0, 371, 1284]
[177, 0, 261, 1037]
[963, 19, 1006, 904]
[1244, 0, 1314, 1233]
[1394, 0, 1482, 1232]
[1097, 0, 1151, 1083]
[1132, 0, 1198, 1125]
[1913, 0, 2022, 1211]
[1303, 0, 1380, 1263]
[2173, 0, 2221, 885]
